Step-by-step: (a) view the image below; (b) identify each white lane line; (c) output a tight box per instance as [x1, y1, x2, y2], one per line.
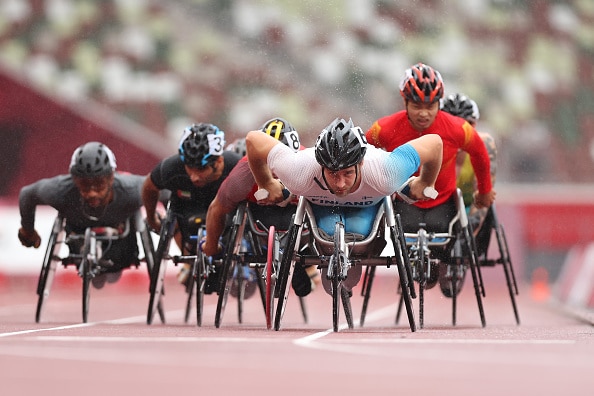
[24, 335, 573, 346]
[323, 339, 574, 345]
[0, 323, 94, 338]
[294, 302, 398, 347]
[0, 312, 154, 338]
[33, 336, 286, 342]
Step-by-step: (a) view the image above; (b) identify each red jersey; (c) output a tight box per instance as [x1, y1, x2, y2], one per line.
[366, 110, 492, 208]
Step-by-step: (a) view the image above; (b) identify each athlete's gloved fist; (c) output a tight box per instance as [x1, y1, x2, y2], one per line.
[199, 237, 224, 259]
[18, 227, 41, 248]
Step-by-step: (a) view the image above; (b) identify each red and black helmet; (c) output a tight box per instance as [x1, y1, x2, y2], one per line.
[399, 63, 444, 104]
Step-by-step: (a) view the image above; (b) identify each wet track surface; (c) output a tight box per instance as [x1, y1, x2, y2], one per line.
[0, 270, 592, 396]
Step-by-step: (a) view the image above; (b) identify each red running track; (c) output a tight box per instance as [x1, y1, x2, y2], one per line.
[0, 270, 592, 396]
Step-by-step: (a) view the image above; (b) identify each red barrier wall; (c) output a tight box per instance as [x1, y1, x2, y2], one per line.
[0, 69, 172, 202]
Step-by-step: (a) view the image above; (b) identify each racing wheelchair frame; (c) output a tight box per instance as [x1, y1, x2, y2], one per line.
[35, 210, 156, 323]
[473, 204, 520, 324]
[214, 201, 308, 329]
[394, 189, 486, 328]
[146, 202, 221, 326]
[272, 196, 416, 332]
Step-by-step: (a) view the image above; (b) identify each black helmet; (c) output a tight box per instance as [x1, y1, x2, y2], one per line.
[178, 123, 225, 168]
[261, 117, 301, 153]
[441, 93, 480, 124]
[314, 118, 367, 171]
[399, 63, 444, 104]
[69, 142, 116, 178]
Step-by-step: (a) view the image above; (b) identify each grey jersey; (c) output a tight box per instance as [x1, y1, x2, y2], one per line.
[19, 173, 145, 232]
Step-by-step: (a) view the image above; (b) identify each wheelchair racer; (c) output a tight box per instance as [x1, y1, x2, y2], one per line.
[202, 117, 316, 297]
[441, 93, 497, 234]
[18, 141, 145, 288]
[365, 63, 496, 290]
[141, 123, 241, 292]
[245, 117, 443, 296]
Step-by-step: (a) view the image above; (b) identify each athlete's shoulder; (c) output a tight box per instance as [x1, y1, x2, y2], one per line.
[436, 110, 466, 128]
[114, 173, 145, 188]
[375, 110, 408, 129]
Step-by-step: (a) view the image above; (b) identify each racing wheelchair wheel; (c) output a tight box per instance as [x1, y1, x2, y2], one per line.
[214, 204, 247, 328]
[80, 228, 95, 323]
[273, 220, 302, 331]
[35, 216, 65, 323]
[147, 210, 176, 325]
[265, 226, 277, 330]
[389, 214, 417, 332]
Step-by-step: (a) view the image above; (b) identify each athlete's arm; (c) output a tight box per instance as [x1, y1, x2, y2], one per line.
[141, 175, 161, 232]
[406, 134, 443, 200]
[202, 196, 227, 256]
[246, 130, 285, 204]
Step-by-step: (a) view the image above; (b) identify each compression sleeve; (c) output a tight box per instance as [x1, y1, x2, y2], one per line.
[216, 160, 256, 212]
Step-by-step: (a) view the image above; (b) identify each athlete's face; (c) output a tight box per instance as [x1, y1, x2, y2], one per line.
[323, 165, 359, 197]
[73, 174, 114, 208]
[405, 100, 440, 132]
[185, 156, 223, 187]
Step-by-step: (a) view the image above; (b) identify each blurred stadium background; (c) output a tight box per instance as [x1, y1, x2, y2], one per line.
[1, 0, 593, 309]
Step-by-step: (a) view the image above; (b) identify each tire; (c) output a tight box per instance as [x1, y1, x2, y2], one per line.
[81, 228, 94, 323]
[35, 216, 64, 323]
[265, 226, 276, 330]
[417, 229, 428, 329]
[462, 226, 486, 327]
[195, 254, 205, 327]
[331, 222, 345, 332]
[215, 205, 246, 328]
[184, 258, 196, 324]
[146, 213, 176, 325]
[389, 223, 416, 332]
[273, 222, 301, 331]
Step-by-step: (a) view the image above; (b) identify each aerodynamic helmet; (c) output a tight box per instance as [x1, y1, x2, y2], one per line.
[399, 63, 444, 104]
[441, 93, 480, 124]
[314, 118, 367, 171]
[261, 117, 301, 153]
[69, 141, 116, 178]
[178, 123, 226, 168]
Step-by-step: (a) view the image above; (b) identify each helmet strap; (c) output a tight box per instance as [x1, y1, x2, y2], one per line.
[314, 175, 329, 191]
[320, 169, 334, 194]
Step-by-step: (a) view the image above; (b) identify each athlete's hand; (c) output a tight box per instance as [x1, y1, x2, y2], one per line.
[397, 176, 438, 203]
[255, 179, 286, 206]
[147, 213, 162, 233]
[199, 237, 224, 259]
[473, 189, 496, 209]
[18, 227, 41, 248]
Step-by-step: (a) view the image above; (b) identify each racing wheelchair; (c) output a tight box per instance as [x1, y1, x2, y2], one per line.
[214, 201, 308, 329]
[473, 203, 520, 324]
[272, 196, 416, 332]
[146, 203, 223, 326]
[35, 210, 156, 323]
[360, 189, 486, 329]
